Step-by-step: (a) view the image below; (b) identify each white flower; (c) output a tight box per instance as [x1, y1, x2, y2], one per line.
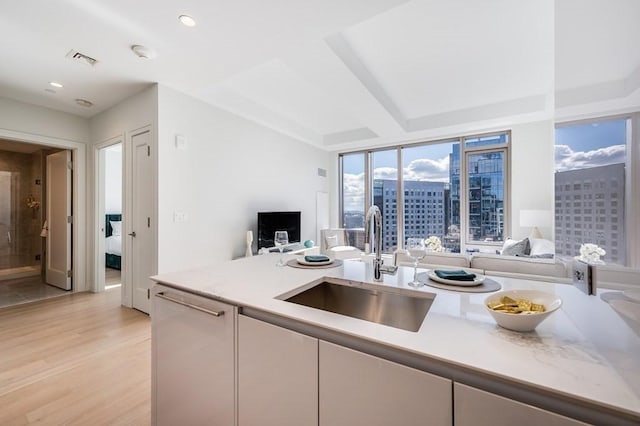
[578, 243, 606, 264]
[424, 236, 444, 252]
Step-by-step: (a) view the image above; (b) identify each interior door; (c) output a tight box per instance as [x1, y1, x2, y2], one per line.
[46, 150, 72, 290]
[131, 130, 153, 313]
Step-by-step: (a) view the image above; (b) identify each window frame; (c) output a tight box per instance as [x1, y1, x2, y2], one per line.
[338, 130, 511, 253]
[555, 113, 639, 267]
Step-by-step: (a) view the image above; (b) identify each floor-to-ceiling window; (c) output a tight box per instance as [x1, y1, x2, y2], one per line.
[339, 131, 510, 254]
[555, 117, 630, 265]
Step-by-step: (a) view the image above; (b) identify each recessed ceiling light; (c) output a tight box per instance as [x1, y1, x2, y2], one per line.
[75, 98, 93, 108]
[178, 14, 196, 27]
[49, 81, 63, 88]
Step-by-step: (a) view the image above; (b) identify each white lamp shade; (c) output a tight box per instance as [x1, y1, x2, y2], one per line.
[520, 210, 552, 239]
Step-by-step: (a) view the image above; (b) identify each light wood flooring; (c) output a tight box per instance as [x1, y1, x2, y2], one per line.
[0, 287, 151, 425]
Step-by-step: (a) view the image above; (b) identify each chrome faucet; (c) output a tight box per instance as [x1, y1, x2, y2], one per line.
[365, 205, 383, 281]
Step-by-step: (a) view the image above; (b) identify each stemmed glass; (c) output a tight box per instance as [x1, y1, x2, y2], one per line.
[406, 237, 426, 287]
[274, 231, 289, 266]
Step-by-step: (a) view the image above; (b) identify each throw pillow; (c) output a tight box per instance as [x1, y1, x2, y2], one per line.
[501, 238, 530, 256]
[110, 221, 122, 236]
[529, 238, 555, 257]
[325, 234, 339, 249]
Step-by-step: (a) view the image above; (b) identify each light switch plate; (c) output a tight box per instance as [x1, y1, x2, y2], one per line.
[175, 135, 187, 150]
[173, 211, 188, 222]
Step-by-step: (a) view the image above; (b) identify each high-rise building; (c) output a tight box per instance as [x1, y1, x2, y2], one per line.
[373, 179, 446, 252]
[449, 144, 505, 243]
[554, 163, 625, 264]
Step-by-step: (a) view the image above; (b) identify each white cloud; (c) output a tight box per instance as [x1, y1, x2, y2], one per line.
[342, 156, 451, 211]
[404, 157, 450, 182]
[555, 144, 625, 172]
[342, 172, 365, 212]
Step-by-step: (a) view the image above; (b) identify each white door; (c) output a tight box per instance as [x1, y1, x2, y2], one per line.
[131, 130, 153, 313]
[46, 150, 72, 290]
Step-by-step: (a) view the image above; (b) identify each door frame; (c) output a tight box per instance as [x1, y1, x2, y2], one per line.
[0, 128, 87, 292]
[93, 124, 157, 308]
[93, 135, 124, 297]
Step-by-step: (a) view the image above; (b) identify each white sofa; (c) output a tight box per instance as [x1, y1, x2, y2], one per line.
[394, 250, 570, 283]
[469, 253, 571, 283]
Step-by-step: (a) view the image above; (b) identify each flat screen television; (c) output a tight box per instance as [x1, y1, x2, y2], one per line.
[257, 211, 301, 249]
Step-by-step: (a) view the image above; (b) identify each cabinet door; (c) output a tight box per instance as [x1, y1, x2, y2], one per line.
[454, 383, 588, 426]
[152, 288, 235, 426]
[319, 341, 452, 426]
[238, 315, 318, 426]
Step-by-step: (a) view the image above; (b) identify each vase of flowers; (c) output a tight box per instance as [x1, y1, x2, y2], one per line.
[424, 236, 444, 252]
[577, 243, 606, 264]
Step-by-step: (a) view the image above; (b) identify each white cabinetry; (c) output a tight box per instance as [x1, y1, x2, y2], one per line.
[238, 315, 318, 426]
[319, 341, 452, 426]
[454, 383, 587, 426]
[151, 285, 236, 426]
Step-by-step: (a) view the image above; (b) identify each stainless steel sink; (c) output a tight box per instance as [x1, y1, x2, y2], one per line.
[281, 280, 434, 332]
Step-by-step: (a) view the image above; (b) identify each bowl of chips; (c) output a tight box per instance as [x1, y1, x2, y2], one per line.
[484, 290, 562, 332]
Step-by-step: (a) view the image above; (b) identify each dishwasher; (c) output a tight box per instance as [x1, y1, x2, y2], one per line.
[151, 284, 236, 426]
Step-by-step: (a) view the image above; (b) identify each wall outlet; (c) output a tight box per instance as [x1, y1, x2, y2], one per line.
[35, 254, 41, 261]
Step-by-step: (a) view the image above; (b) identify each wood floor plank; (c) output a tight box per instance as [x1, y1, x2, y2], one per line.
[0, 288, 151, 425]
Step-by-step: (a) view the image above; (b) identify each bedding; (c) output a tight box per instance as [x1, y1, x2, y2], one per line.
[105, 214, 122, 270]
[106, 235, 122, 256]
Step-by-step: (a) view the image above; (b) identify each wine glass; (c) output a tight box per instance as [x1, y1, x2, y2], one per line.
[274, 231, 289, 266]
[406, 237, 426, 287]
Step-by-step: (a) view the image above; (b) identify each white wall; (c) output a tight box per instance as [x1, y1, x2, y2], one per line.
[104, 145, 122, 214]
[0, 97, 89, 142]
[509, 120, 555, 240]
[157, 85, 330, 273]
[90, 86, 157, 144]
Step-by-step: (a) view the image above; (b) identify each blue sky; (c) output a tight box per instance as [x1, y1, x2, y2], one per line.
[555, 118, 627, 172]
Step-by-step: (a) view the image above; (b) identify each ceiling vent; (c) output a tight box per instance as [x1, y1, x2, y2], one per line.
[65, 49, 98, 67]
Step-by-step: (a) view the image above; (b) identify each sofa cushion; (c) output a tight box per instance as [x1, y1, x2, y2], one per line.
[501, 238, 530, 256]
[470, 253, 567, 278]
[325, 234, 339, 249]
[529, 238, 555, 257]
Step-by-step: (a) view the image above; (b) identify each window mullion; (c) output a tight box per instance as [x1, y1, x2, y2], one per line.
[397, 148, 404, 250]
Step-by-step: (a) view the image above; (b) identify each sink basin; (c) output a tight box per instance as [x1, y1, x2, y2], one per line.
[281, 279, 434, 332]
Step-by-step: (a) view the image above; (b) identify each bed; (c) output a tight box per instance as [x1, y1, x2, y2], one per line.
[105, 214, 122, 270]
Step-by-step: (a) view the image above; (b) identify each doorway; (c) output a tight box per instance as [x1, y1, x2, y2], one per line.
[0, 140, 73, 308]
[95, 138, 123, 300]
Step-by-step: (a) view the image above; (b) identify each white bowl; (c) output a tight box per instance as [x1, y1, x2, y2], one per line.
[484, 290, 562, 332]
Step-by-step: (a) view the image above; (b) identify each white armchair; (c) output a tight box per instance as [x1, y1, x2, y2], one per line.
[320, 229, 362, 260]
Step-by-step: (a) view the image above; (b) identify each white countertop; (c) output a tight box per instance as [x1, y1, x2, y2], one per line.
[151, 253, 640, 419]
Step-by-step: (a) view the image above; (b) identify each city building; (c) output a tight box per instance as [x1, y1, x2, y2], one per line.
[554, 163, 626, 264]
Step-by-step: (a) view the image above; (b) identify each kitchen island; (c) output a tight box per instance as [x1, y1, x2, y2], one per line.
[151, 254, 640, 425]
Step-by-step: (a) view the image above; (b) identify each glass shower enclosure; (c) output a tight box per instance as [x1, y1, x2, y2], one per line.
[0, 150, 43, 281]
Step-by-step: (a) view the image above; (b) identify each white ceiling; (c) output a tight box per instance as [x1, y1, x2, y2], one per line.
[0, 0, 638, 151]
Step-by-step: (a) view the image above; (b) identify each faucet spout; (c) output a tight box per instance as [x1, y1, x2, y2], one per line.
[365, 205, 383, 281]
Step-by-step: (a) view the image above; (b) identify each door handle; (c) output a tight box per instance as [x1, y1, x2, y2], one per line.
[128, 231, 136, 237]
[155, 292, 225, 317]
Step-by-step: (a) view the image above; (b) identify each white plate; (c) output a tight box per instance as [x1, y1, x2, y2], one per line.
[296, 257, 333, 266]
[427, 270, 485, 287]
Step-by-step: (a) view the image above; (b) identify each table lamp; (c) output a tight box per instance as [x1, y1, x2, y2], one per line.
[520, 210, 552, 239]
